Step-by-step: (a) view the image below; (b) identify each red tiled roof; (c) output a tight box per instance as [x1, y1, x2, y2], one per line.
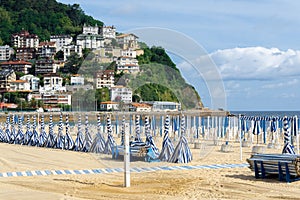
[0, 60, 32, 65]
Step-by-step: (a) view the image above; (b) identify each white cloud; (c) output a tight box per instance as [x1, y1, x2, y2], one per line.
[210, 47, 300, 80]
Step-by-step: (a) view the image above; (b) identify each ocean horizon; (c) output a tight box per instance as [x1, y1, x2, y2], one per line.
[230, 110, 300, 117]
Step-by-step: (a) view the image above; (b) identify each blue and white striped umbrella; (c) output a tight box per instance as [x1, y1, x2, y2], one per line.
[4, 115, 11, 143]
[169, 114, 192, 163]
[56, 113, 65, 149]
[15, 115, 24, 144]
[134, 115, 142, 142]
[159, 115, 174, 161]
[253, 117, 261, 144]
[29, 115, 39, 146]
[90, 114, 106, 153]
[145, 116, 159, 159]
[84, 114, 92, 151]
[104, 116, 116, 154]
[74, 115, 86, 152]
[24, 115, 32, 145]
[282, 116, 295, 154]
[38, 115, 48, 147]
[65, 114, 74, 150]
[9, 115, 16, 144]
[46, 115, 56, 148]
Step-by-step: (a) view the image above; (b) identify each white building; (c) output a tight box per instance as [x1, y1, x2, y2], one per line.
[76, 34, 104, 49]
[37, 41, 57, 58]
[29, 92, 71, 106]
[70, 75, 84, 85]
[0, 45, 14, 61]
[99, 101, 119, 111]
[110, 86, 132, 103]
[121, 49, 137, 58]
[151, 101, 181, 112]
[50, 35, 73, 52]
[9, 80, 31, 91]
[62, 44, 82, 61]
[82, 24, 99, 35]
[11, 30, 39, 48]
[116, 33, 139, 50]
[41, 74, 64, 92]
[94, 70, 114, 89]
[20, 74, 40, 91]
[116, 56, 139, 73]
[100, 26, 116, 39]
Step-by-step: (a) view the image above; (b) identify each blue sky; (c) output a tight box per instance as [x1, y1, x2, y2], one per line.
[58, 0, 300, 111]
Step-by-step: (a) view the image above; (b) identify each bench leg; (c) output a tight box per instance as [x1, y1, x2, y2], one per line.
[278, 162, 283, 181]
[254, 160, 259, 178]
[285, 163, 290, 183]
[260, 161, 265, 178]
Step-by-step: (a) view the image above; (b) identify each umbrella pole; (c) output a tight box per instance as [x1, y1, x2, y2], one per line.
[239, 115, 242, 161]
[296, 116, 299, 154]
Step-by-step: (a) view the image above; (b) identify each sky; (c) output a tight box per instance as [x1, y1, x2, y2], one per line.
[58, 0, 300, 111]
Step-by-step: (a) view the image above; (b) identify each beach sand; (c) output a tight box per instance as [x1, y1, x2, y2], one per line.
[1, 140, 300, 200]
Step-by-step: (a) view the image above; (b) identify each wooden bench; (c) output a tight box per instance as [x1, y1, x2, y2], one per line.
[247, 154, 300, 182]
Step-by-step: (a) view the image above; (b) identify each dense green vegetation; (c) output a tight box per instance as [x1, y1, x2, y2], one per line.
[0, 0, 103, 44]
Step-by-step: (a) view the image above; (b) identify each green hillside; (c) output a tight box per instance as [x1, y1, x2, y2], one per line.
[0, 0, 103, 44]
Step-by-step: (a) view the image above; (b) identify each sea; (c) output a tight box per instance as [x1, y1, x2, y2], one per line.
[230, 111, 300, 118]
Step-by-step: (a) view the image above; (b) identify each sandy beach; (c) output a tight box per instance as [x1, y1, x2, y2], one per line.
[1, 138, 300, 200]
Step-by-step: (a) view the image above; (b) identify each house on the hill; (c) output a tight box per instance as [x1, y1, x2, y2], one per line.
[9, 80, 31, 92]
[35, 59, 60, 75]
[116, 33, 139, 50]
[116, 56, 139, 74]
[0, 69, 16, 92]
[37, 41, 57, 59]
[50, 35, 73, 52]
[110, 86, 132, 103]
[20, 74, 40, 91]
[94, 70, 115, 89]
[0, 45, 14, 61]
[0, 60, 32, 74]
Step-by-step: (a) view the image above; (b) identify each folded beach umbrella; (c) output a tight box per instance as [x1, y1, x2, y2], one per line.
[29, 115, 39, 146]
[64, 114, 74, 150]
[253, 117, 261, 144]
[270, 117, 277, 143]
[38, 115, 48, 147]
[55, 113, 65, 149]
[145, 116, 160, 158]
[84, 114, 92, 151]
[90, 114, 106, 153]
[74, 115, 86, 152]
[134, 115, 142, 142]
[282, 116, 295, 154]
[4, 114, 11, 143]
[15, 115, 24, 145]
[169, 114, 192, 163]
[104, 115, 117, 154]
[46, 115, 57, 148]
[159, 115, 174, 161]
[24, 115, 33, 145]
[9, 115, 16, 144]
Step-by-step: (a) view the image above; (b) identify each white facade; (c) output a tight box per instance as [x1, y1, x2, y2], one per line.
[151, 101, 181, 111]
[63, 44, 82, 61]
[95, 70, 114, 89]
[42, 75, 64, 92]
[100, 101, 119, 111]
[76, 34, 104, 49]
[110, 86, 132, 103]
[9, 80, 31, 91]
[37, 41, 57, 58]
[116, 33, 139, 50]
[20, 74, 40, 91]
[100, 26, 116, 39]
[82, 24, 99, 34]
[121, 49, 137, 58]
[11, 30, 39, 48]
[0, 45, 14, 61]
[116, 56, 139, 73]
[70, 76, 84, 85]
[50, 35, 73, 52]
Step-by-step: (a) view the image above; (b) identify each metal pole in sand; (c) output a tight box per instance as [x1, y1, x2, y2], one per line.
[124, 122, 130, 187]
[238, 114, 243, 161]
[295, 115, 299, 155]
